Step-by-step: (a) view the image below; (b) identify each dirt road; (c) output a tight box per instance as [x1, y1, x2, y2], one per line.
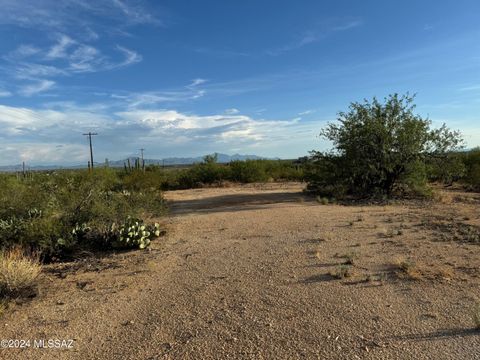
[1, 183, 479, 359]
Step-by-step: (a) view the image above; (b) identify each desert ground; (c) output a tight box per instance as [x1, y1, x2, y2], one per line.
[1, 182, 479, 359]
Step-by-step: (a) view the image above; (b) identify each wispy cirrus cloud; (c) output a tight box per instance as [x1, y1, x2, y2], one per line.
[0, 0, 162, 33]
[43, 35, 142, 73]
[0, 89, 12, 97]
[14, 63, 67, 79]
[225, 108, 240, 115]
[458, 84, 480, 92]
[194, 47, 250, 58]
[266, 18, 363, 56]
[187, 78, 208, 89]
[110, 0, 161, 26]
[2, 34, 142, 96]
[114, 45, 143, 68]
[108, 82, 207, 109]
[18, 80, 56, 96]
[46, 34, 75, 59]
[6, 44, 41, 59]
[0, 0, 155, 96]
[298, 109, 316, 116]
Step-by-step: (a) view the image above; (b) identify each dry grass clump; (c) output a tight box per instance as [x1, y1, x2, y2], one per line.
[0, 247, 41, 298]
[0, 300, 6, 317]
[434, 266, 455, 280]
[366, 272, 388, 283]
[338, 252, 357, 265]
[330, 265, 354, 279]
[316, 196, 329, 205]
[394, 258, 423, 280]
[378, 227, 403, 238]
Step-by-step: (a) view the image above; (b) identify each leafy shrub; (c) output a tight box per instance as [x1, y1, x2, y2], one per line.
[305, 153, 348, 198]
[229, 160, 268, 182]
[262, 160, 304, 181]
[426, 153, 466, 185]
[169, 154, 230, 189]
[463, 148, 480, 191]
[397, 160, 433, 197]
[307, 94, 464, 198]
[121, 170, 166, 192]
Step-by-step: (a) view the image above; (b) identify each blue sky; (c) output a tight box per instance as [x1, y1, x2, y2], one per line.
[0, 0, 479, 165]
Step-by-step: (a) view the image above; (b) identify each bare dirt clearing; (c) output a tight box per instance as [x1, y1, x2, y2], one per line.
[1, 183, 479, 359]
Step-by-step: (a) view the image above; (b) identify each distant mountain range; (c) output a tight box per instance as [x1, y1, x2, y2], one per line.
[0, 153, 275, 172]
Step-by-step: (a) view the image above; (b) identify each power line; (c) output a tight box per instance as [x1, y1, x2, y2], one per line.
[83, 132, 98, 170]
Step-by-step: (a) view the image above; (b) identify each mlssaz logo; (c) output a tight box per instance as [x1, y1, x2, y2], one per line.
[34, 339, 74, 349]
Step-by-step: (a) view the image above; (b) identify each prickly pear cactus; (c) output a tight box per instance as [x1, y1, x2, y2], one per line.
[112, 217, 161, 249]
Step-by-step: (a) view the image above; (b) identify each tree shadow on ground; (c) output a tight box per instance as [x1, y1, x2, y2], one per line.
[169, 191, 314, 215]
[388, 328, 479, 342]
[300, 273, 338, 283]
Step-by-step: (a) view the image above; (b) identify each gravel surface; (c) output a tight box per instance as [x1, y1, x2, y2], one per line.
[1, 183, 479, 359]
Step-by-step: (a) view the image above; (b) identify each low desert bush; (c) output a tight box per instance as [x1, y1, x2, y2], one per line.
[463, 148, 480, 191]
[229, 160, 268, 183]
[162, 157, 304, 190]
[0, 169, 165, 260]
[0, 247, 41, 298]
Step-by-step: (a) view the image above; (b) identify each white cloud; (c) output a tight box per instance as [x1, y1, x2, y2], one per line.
[110, 83, 206, 108]
[0, 102, 319, 165]
[0, 0, 161, 30]
[194, 47, 249, 58]
[225, 108, 240, 115]
[6, 44, 40, 59]
[1, 2, 147, 96]
[66, 43, 141, 73]
[15, 63, 67, 79]
[3, 38, 143, 95]
[332, 20, 363, 32]
[111, 0, 161, 25]
[187, 78, 208, 88]
[46, 34, 75, 59]
[0, 142, 86, 165]
[18, 80, 55, 96]
[459, 84, 480, 92]
[267, 18, 363, 56]
[69, 45, 102, 72]
[298, 109, 316, 116]
[114, 46, 143, 68]
[0, 90, 12, 97]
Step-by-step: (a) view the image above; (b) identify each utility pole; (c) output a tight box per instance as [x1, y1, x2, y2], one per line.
[83, 132, 98, 171]
[140, 148, 145, 171]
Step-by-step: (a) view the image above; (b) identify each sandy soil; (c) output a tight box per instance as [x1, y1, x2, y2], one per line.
[1, 182, 479, 359]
